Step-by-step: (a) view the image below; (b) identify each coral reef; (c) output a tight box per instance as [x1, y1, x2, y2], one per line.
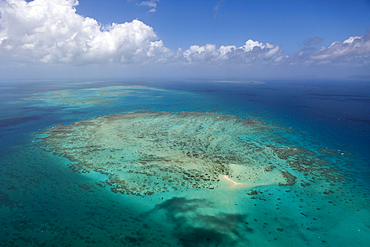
[40, 111, 346, 196]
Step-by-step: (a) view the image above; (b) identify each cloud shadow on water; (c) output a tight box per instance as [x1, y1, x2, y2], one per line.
[145, 197, 253, 247]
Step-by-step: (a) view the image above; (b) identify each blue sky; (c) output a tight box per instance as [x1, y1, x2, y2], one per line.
[1, 0, 370, 80]
[77, 0, 370, 54]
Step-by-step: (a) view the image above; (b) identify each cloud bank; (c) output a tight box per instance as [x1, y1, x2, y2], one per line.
[0, 0, 369, 75]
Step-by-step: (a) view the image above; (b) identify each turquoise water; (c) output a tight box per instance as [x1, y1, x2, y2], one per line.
[0, 80, 369, 246]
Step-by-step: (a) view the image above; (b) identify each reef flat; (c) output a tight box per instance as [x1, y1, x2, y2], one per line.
[40, 111, 344, 196]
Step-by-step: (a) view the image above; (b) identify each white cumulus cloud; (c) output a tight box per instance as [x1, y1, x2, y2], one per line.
[139, 0, 159, 13]
[0, 0, 171, 64]
[183, 39, 284, 65]
[306, 33, 370, 64]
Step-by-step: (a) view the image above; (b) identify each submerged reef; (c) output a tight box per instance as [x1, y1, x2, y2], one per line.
[40, 111, 345, 196]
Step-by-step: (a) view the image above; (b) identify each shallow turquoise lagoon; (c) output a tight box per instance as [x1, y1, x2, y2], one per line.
[0, 80, 369, 246]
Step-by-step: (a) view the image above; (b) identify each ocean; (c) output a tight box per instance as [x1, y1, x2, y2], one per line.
[0, 79, 369, 247]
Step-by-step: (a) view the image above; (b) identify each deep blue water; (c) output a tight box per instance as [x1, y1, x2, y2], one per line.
[0, 79, 369, 246]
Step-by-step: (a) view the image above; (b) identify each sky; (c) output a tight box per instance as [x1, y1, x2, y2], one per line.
[0, 0, 370, 81]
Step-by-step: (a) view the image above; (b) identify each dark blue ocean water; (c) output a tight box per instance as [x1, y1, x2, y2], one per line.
[0, 79, 369, 246]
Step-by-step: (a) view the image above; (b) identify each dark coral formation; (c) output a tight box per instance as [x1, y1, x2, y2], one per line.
[279, 171, 297, 186]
